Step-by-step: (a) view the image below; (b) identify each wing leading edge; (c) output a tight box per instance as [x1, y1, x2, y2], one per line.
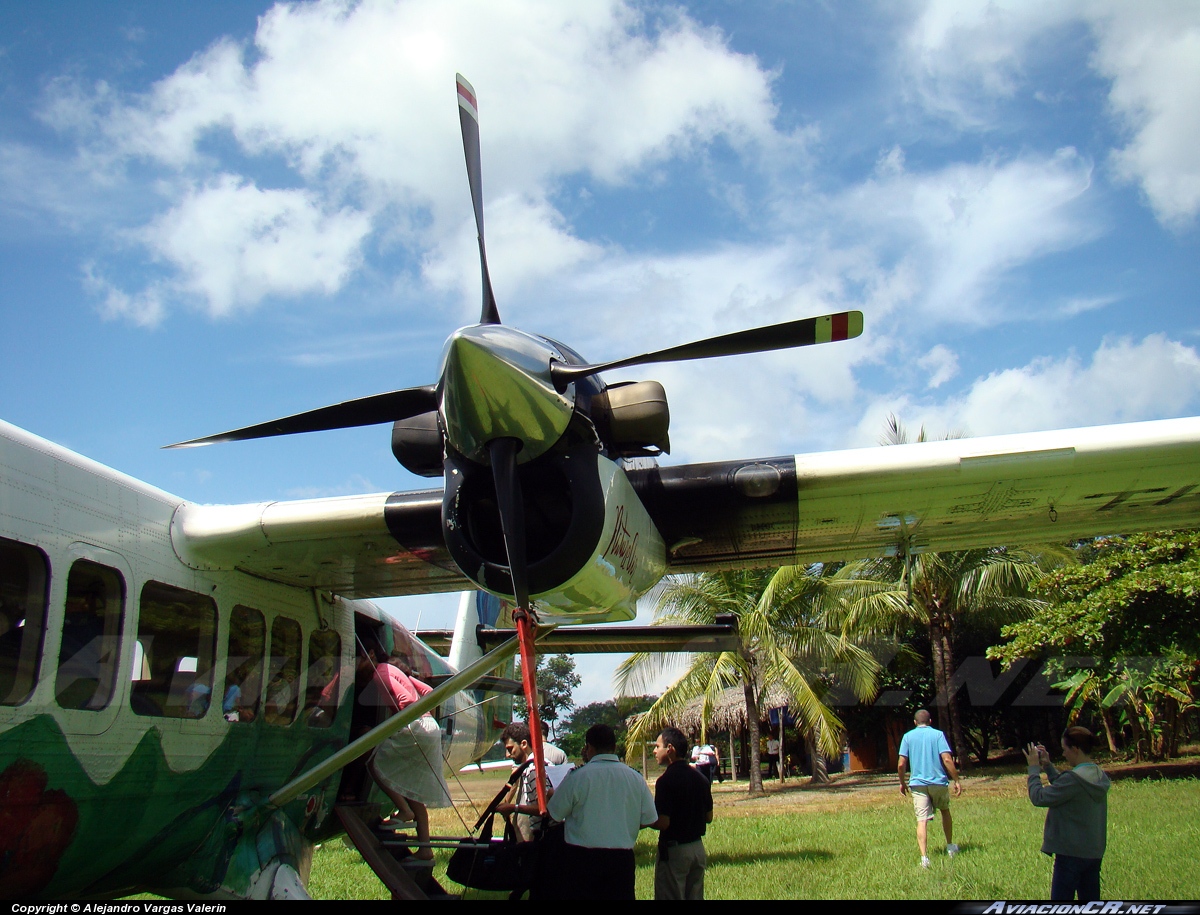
[170, 489, 467, 597]
[632, 415, 1200, 571]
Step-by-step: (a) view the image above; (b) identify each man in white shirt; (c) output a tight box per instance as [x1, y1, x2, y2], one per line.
[546, 724, 660, 899]
[539, 720, 569, 765]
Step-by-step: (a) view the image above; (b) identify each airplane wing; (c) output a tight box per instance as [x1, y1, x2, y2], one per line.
[633, 415, 1200, 571]
[171, 489, 466, 598]
[170, 416, 1200, 597]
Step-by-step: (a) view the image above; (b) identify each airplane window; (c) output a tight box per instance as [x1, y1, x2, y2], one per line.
[223, 605, 265, 723]
[0, 537, 49, 706]
[131, 640, 150, 680]
[304, 628, 341, 728]
[56, 560, 125, 711]
[265, 616, 301, 726]
[129, 581, 216, 719]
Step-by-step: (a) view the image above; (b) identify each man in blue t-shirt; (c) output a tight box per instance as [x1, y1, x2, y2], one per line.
[897, 709, 963, 868]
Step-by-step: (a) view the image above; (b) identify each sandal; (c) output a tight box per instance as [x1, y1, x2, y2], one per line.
[376, 816, 416, 831]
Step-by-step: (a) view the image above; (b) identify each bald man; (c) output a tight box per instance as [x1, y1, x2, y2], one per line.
[898, 709, 962, 868]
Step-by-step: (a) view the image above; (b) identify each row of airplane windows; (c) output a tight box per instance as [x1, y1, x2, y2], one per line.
[0, 535, 341, 727]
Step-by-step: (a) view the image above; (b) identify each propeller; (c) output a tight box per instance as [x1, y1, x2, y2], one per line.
[550, 309, 863, 391]
[163, 385, 437, 449]
[457, 73, 500, 326]
[162, 75, 863, 814]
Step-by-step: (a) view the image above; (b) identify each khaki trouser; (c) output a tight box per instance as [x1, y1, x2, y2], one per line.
[654, 839, 706, 900]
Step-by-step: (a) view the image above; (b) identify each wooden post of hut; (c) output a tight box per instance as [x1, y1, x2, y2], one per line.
[777, 712, 786, 786]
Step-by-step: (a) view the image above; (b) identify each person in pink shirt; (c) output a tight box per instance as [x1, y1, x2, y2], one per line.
[364, 650, 451, 864]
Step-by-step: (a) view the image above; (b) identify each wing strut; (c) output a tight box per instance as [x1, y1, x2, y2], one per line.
[515, 609, 550, 817]
[267, 633, 522, 810]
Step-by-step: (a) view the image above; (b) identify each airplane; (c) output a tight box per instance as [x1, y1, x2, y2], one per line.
[4, 72, 1200, 901]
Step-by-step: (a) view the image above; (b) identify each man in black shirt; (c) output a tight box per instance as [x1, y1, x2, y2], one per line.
[653, 727, 714, 900]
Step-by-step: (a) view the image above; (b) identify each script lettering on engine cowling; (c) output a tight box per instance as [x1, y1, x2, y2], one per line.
[603, 504, 640, 576]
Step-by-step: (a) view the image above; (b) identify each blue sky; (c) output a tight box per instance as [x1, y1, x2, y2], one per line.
[2, 1, 1198, 707]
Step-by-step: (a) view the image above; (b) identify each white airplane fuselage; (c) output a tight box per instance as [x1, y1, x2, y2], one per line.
[0, 419, 500, 899]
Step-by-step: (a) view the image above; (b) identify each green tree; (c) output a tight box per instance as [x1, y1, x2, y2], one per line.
[826, 415, 1055, 765]
[514, 654, 581, 739]
[992, 531, 1200, 760]
[829, 547, 1049, 765]
[617, 567, 880, 794]
[557, 695, 657, 759]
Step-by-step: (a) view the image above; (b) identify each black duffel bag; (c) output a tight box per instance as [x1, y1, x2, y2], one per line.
[446, 811, 537, 892]
[446, 762, 538, 893]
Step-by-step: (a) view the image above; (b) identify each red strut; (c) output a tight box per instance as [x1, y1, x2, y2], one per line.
[514, 608, 549, 816]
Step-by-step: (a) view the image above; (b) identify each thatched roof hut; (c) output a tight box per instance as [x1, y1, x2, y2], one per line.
[664, 684, 794, 736]
[623, 685, 800, 780]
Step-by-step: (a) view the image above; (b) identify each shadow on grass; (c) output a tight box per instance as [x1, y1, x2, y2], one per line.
[1106, 762, 1200, 782]
[633, 846, 835, 868]
[906, 753, 1200, 785]
[706, 848, 835, 866]
[723, 773, 897, 800]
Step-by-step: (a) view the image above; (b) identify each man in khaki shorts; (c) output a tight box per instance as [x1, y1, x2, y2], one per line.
[898, 709, 963, 868]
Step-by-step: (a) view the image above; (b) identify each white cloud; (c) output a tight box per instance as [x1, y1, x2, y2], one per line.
[44, 0, 782, 321]
[0, 142, 125, 233]
[142, 175, 372, 317]
[918, 344, 958, 388]
[1058, 294, 1117, 317]
[901, 1, 1078, 126]
[874, 144, 905, 178]
[901, 1, 1200, 228]
[958, 334, 1200, 432]
[84, 263, 166, 326]
[422, 192, 604, 320]
[28, 0, 1117, 342]
[855, 334, 1200, 444]
[1089, 4, 1200, 229]
[837, 148, 1096, 322]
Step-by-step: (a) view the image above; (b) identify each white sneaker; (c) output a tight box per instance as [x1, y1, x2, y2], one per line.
[946, 843, 959, 858]
[920, 856, 931, 868]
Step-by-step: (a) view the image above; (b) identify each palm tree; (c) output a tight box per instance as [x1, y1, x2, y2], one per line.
[828, 548, 1048, 765]
[617, 566, 880, 793]
[833, 415, 1057, 763]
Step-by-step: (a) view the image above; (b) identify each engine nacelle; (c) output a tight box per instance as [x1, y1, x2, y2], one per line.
[590, 380, 671, 457]
[391, 412, 445, 478]
[442, 446, 667, 621]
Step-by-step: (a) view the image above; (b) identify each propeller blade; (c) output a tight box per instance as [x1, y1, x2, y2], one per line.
[457, 73, 500, 326]
[487, 437, 528, 609]
[164, 384, 438, 448]
[550, 310, 864, 389]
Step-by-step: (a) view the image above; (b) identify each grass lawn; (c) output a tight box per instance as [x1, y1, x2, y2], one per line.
[308, 762, 1200, 900]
